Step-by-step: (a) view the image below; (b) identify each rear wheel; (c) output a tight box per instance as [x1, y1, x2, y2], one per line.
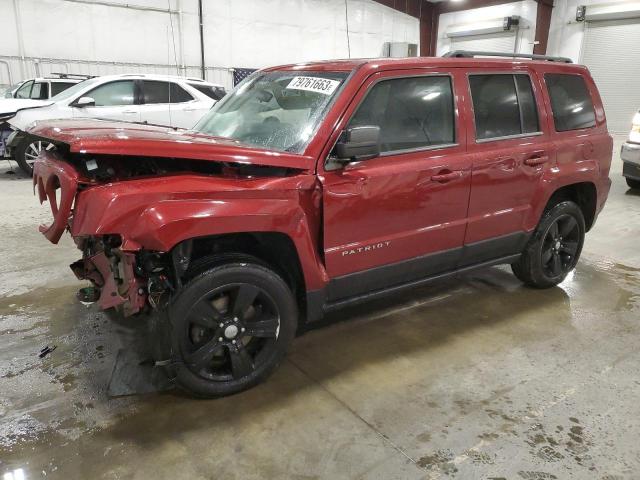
[626, 177, 640, 190]
[512, 201, 585, 289]
[15, 135, 55, 176]
[168, 259, 297, 397]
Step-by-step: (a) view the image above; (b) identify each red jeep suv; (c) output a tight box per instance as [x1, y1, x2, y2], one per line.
[30, 52, 612, 397]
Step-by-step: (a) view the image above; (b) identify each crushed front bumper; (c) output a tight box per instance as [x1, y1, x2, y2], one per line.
[32, 151, 79, 243]
[70, 249, 146, 317]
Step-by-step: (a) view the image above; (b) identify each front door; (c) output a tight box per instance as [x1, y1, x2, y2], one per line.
[320, 70, 472, 301]
[74, 79, 140, 123]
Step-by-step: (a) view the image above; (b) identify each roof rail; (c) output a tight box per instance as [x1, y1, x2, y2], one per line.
[443, 50, 573, 63]
[47, 72, 96, 79]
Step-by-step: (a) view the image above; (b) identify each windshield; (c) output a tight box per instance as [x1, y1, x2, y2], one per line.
[4, 82, 23, 98]
[49, 77, 101, 103]
[193, 71, 349, 153]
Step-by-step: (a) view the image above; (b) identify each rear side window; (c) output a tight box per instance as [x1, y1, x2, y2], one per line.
[189, 83, 226, 101]
[349, 75, 455, 153]
[51, 82, 76, 97]
[469, 74, 539, 140]
[142, 81, 193, 104]
[545, 74, 596, 131]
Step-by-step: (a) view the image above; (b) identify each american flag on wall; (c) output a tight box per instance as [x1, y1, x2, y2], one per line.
[232, 68, 257, 86]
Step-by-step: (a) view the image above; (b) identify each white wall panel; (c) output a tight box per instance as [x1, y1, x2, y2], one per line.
[436, 1, 538, 56]
[547, 0, 640, 62]
[0, 0, 418, 88]
[204, 0, 419, 68]
[580, 18, 640, 132]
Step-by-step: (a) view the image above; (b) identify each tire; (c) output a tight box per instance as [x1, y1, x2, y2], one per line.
[15, 135, 55, 176]
[511, 201, 585, 289]
[167, 257, 298, 397]
[626, 178, 640, 190]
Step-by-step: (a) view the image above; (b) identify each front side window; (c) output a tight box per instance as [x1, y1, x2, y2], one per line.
[469, 74, 540, 140]
[30, 82, 48, 99]
[348, 75, 455, 153]
[86, 80, 135, 106]
[142, 81, 193, 104]
[545, 74, 596, 132]
[194, 71, 348, 153]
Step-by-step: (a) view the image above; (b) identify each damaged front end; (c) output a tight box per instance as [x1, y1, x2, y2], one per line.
[32, 150, 176, 317]
[70, 236, 147, 316]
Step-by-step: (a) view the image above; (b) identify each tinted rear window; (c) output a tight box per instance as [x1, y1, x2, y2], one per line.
[142, 81, 193, 104]
[51, 82, 76, 96]
[469, 74, 539, 140]
[545, 74, 596, 132]
[189, 83, 226, 100]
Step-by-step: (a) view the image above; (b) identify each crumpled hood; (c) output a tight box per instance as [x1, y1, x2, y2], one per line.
[0, 98, 53, 116]
[28, 118, 314, 171]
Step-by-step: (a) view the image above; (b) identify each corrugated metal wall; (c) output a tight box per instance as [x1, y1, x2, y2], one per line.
[0, 0, 419, 89]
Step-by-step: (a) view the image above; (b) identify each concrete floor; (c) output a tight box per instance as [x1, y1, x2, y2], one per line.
[1, 136, 639, 479]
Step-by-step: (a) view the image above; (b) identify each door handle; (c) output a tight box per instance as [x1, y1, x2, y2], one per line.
[122, 110, 137, 114]
[431, 170, 462, 183]
[524, 155, 549, 167]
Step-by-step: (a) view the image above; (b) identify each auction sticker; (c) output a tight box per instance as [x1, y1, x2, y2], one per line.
[286, 76, 340, 95]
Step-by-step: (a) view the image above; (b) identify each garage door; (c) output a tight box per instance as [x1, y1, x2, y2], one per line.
[451, 31, 517, 54]
[581, 18, 640, 133]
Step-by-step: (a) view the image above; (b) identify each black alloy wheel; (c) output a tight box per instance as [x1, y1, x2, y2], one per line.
[168, 258, 297, 397]
[511, 200, 585, 289]
[540, 214, 580, 278]
[182, 283, 281, 382]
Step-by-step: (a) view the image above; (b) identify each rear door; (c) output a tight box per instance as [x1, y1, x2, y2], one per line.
[74, 80, 140, 123]
[461, 69, 553, 265]
[320, 69, 473, 301]
[139, 80, 207, 128]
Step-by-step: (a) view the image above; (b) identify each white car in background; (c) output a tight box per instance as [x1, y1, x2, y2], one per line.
[0, 74, 89, 157]
[3, 73, 226, 174]
[5, 74, 89, 100]
[621, 110, 640, 190]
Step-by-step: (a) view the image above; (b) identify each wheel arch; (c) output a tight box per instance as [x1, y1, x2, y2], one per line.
[171, 232, 310, 321]
[544, 181, 598, 231]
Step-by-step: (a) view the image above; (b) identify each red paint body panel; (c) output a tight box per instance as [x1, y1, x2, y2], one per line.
[29, 56, 612, 317]
[320, 68, 473, 277]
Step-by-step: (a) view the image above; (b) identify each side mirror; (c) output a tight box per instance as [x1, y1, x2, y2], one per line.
[335, 125, 381, 163]
[73, 96, 95, 108]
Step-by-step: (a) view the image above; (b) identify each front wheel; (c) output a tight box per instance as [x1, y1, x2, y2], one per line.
[168, 260, 298, 398]
[15, 135, 55, 176]
[512, 201, 585, 289]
